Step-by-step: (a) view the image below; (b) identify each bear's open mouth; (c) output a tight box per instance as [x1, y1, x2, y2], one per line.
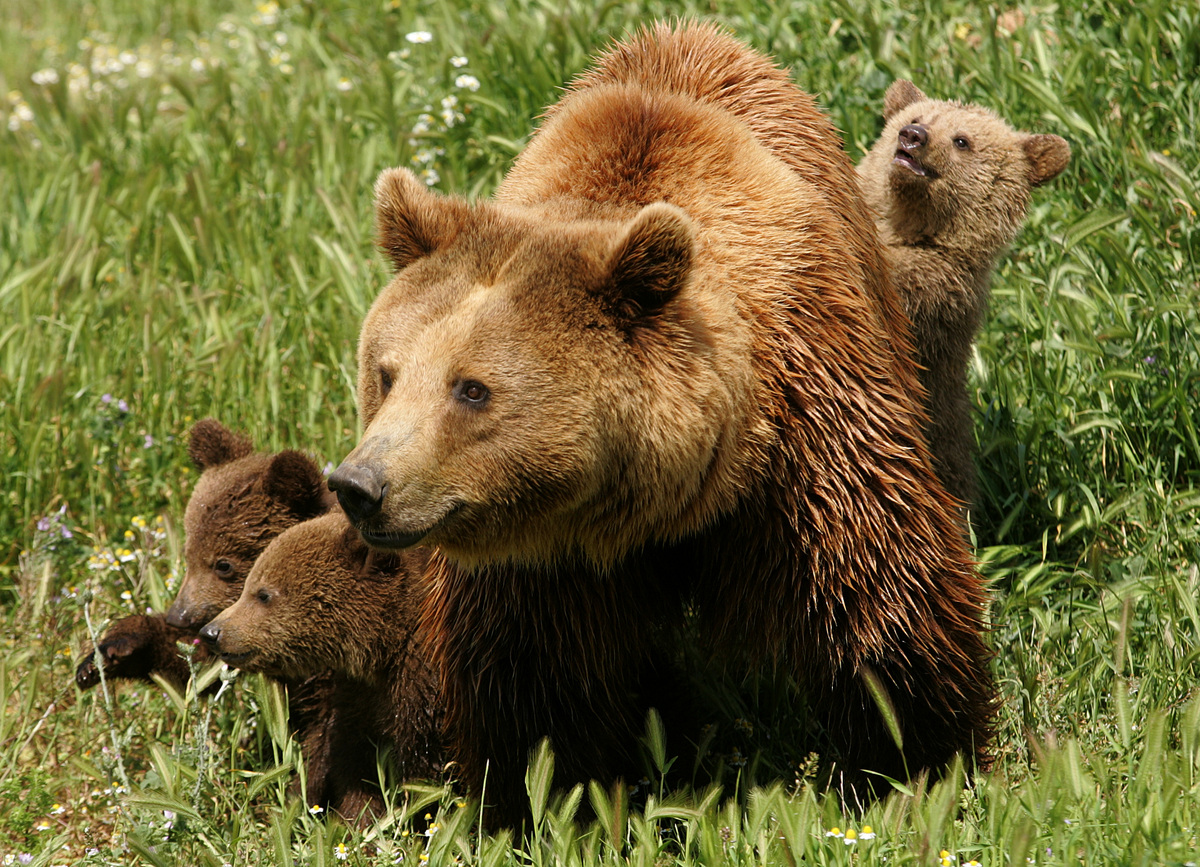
[893, 150, 934, 178]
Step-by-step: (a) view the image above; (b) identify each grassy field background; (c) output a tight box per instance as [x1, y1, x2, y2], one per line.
[2, 0, 1198, 864]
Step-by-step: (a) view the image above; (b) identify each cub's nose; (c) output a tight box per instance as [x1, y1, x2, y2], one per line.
[898, 123, 928, 150]
[327, 463, 386, 523]
[198, 621, 221, 648]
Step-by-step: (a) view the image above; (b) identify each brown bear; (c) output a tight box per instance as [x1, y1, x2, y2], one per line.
[198, 510, 442, 821]
[857, 80, 1071, 517]
[74, 420, 390, 818]
[75, 418, 334, 691]
[328, 22, 995, 825]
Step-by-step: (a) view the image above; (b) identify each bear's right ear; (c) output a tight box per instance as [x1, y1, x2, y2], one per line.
[374, 167, 469, 271]
[599, 202, 695, 326]
[188, 419, 254, 471]
[883, 80, 926, 121]
[262, 451, 330, 520]
[1023, 134, 1071, 187]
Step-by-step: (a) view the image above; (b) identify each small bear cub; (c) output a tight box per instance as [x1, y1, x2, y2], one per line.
[857, 79, 1070, 518]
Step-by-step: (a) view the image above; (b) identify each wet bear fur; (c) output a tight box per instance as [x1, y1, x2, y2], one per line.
[330, 22, 996, 826]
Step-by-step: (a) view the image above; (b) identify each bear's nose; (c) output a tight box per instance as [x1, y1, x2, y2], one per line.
[198, 621, 222, 648]
[327, 463, 386, 523]
[898, 123, 928, 150]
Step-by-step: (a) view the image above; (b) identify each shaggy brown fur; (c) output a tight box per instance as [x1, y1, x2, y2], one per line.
[75, 419, 335, 690]
[857, 80, 1070, 515]
[74, 421, 391, 817]
[200, 511, 442, 821]
[329, 22, 995, 825]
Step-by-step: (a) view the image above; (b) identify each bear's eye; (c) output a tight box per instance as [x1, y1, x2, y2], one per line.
[213, 559, 236, 581]
[380, 368, 393, 397]
[256, 589, 273, 604]
[953, 136, 970, 150]
[454, 379, 491, 408]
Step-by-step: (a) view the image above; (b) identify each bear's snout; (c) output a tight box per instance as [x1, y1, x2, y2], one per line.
[898, 123, 928, 151]
[327, 463, 387, 523]
[198, 620, 222, 648]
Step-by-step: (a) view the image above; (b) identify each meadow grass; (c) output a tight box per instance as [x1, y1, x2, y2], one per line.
[1, 0, 1198, 863]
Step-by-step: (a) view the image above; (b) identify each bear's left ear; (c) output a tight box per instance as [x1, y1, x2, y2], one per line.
[883, 80, 926, 121]
[599, 202, 695, 325]
[263, 451, 329, 520]
[374, 167, 470, 271]
[1023, 134, 1071, 186]
[188, 418, 253, 471]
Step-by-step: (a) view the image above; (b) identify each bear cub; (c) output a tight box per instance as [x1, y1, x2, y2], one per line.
[75, 418, 334, 690]
[200, 510, 442, 819]
[857, 79, 1070, 518]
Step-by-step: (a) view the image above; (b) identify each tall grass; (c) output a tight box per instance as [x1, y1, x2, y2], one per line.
[1, 0, 1197, 864]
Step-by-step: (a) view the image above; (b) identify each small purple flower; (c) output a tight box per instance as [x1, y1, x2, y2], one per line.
[18, 854, 33, 865]
[101, 393, 113, 404]
[117, 398, 129, 412]
[144, 434, 155, 448]
[1143, 355, 1157, 365]
[60, 526, 73, 540]
[36, 516, 52, 533]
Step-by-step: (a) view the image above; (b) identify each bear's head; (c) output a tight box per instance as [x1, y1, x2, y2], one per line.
[328, 167, 767, 568]
[198, 511, 413, 681]
[864, 79, 1070, 251]
[166, 419, 333, 629]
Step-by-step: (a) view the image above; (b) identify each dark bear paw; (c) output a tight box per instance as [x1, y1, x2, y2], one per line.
[74, 615, 167, 690]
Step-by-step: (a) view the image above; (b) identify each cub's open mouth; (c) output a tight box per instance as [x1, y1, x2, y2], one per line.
[893, 150, 932, 177]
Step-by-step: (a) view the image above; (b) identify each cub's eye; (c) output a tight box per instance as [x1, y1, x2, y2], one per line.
[953, 136, 970, 150]
[256, 589, 273, 604]
[380, 368, 393, 397]
[455, 379, 491, 408]
[213, 559, 235, 581]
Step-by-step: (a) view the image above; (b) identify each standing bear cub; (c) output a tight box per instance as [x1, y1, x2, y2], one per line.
[330, 22, 995, 825]
[857, 80, 1071, 516]
[199, 510, 442, 819]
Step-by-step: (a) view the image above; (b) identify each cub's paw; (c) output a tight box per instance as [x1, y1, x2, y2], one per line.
[74, 616, 162, 689]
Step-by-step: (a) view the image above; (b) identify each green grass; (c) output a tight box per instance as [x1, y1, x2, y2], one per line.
[2, 0, 1198, 864]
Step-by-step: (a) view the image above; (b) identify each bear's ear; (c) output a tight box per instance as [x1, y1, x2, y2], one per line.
[1023, 134, 1071, 187]
[188, 418, 253, 471]
[883, 80, 926, 121]
[262, 451, 329, 520]
[374, 167, 468, 271]
[599, 202, 695, 325]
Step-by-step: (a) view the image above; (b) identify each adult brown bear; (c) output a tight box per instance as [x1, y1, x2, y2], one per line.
[329, 22, 995, 825]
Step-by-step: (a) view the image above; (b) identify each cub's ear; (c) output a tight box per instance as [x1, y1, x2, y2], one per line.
[883, 80, 927, 121]
[188, 418, 253, 471]
[600, 202, 694, 325]
[1023, 134, 1071, 186]
[374, 167, 469, 271]
[263, 451, 329, 520]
